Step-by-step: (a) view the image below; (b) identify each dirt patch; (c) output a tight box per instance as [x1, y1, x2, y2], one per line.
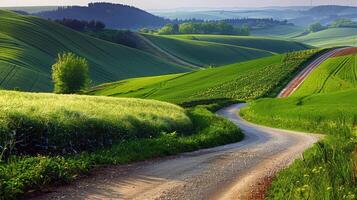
[332, 47, 357, 57]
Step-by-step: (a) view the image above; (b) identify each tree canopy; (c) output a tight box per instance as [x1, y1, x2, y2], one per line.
[157, 22, 250, 36]
[52, 52, 90, 94]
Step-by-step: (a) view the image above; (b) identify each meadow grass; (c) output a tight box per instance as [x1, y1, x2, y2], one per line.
[240, 90, 357, 199]
[90, 49, 321, 103]
[0, 10, 188, 92]
[0, 104, 243, 200]
[240, 51, 357, 199]
[293, 54, 357, 96]
[167, 34, 310, 54]
[143, 34, 274, 67]
[0, 90, 192, 156]
[251, 25, 305, 38]
[295, 27, 357, 48]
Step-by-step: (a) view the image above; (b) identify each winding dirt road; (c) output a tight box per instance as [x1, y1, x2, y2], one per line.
[30, 47, 355, 200]
[32, 104, 319, 200]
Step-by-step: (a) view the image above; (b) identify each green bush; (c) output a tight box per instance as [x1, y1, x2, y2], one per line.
[0, 106, 243, 200]
[52, 52, 90, 94]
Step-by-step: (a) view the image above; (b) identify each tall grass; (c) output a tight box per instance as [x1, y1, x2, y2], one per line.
[0, 105, 243, 200]
[240, 90, 357, 199]
[0, 90, 192, 157]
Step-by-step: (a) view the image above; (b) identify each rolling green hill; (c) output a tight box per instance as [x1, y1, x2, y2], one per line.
[240, 50, 357, 200]
[250, 25, 305, 38]
[0, 10, 189, 92]
[295, 28, 357, 47]
[167, 34, 310, 54]
[90, 49, 319, 103]
[293, 53, 357, 96]
[142, 34, 311, 67]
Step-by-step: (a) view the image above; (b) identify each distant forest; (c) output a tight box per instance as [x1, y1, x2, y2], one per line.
[36, 3, 292, 30]
[37, 3, 170, 29]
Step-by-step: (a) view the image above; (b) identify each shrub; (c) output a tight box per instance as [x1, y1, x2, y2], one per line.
[52, 52, 90, 94]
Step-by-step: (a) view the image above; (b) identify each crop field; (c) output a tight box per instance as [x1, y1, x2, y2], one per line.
[292, 53, 357, 96]
[90, 50, 320, 103]
[250, 25, 305, 38]
[0, 10, 189, 92]
[0, 90, 192, 155]
[168, 34, 310, 54]
[143, 34, 274, 67]
[295, 27, 357, 47]
[240, 51, 357, 200]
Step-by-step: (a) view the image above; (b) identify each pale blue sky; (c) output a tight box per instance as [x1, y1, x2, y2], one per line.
[1, 0, 357, 9]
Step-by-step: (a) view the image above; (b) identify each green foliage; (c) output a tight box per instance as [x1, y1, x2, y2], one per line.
[329, 18, 357, 28]
[158, 22, 249, 36]
[52, 52, 89, 94]
[0, 90, 192, 157]
[90, 49, 320, 103]
[308, 22, 326, 33]
[0, 106, 243, 200]
[158, 24, 179, 35]
[0, 10, 188, 92]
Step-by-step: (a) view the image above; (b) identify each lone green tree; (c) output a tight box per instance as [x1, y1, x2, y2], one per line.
[52, 52, 89, 94]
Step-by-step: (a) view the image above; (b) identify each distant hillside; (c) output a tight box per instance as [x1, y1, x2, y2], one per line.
[295, 27, 357, 47]
[36, 3, 169, 29]
[0, 10, 188, 92]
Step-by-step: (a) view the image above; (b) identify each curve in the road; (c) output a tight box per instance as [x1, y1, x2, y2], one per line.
[29, 46, 344, 200]
[31, 104, 320, 200]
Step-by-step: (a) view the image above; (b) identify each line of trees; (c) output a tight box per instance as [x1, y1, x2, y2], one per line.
[54, 18, 106, 32]
[155, 22, 250, 36]
[308, 18, 357, 33]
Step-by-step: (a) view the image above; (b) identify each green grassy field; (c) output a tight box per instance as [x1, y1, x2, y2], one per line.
[251, 25, 305, 38]
[0, 10, 189, 92]
[0, 90, 193, 155]
[169, 34, 310, 53]
[241, 53, 357, 199]
[295, 28, 357, 48]
[143, 34, 311, 67]
[293, 54, 357, 96]
[0, 90, 243, 199]
[90, 50, 320, 103]
[143, 34, 273, 67]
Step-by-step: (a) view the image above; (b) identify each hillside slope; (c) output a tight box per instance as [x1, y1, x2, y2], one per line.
[36, 3, 168, 29]
[90, 50, 319, 103]
[0, 10, 189, 91]
[293, 49, 357, 96]
[295, 28, 357, 47]
[142, 34, 310, 67]
[240, 48, 357, 200]
[168, 34, 310, 54]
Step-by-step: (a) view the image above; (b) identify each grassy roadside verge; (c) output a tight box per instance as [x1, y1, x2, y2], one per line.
[0, 104, 243, 200]
[240, 93, 357, 200]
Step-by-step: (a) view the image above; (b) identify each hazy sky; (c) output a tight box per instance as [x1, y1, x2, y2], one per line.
[1, 0, 357, 9]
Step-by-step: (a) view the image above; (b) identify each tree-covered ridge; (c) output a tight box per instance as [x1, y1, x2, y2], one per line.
[155, 22, 250, 36]
[37, 2, 169, 29]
